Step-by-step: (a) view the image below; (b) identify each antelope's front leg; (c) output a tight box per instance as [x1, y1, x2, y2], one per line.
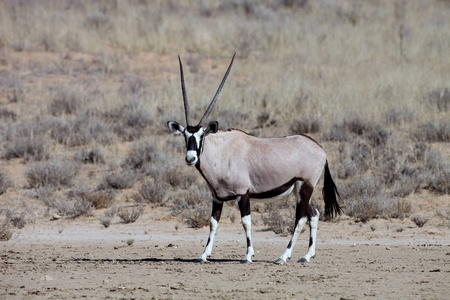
[238, 194, 254, 264]
[198, 198, 223, 262]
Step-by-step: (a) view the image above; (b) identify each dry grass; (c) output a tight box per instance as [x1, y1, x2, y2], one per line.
[0, 0, 449, 230]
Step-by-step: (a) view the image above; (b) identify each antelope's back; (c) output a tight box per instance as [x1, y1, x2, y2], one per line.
[200, 130, 326, 198]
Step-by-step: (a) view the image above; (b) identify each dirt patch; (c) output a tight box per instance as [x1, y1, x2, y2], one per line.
[1, 212, 448, 299]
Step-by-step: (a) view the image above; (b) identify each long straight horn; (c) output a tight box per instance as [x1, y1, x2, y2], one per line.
[199, 53, 236, 126]
[178, 55, 191, 126]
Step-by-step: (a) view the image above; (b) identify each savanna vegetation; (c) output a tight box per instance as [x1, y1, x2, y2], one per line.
[0, 0, 449, 240]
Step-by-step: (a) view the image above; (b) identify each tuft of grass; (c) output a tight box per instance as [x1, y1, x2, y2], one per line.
[118, 205, 143, 224]
[25, 160, 80, 188]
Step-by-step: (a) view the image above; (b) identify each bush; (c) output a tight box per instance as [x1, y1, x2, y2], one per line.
[99, 169, 136, 190]
[342, 177, 396, 222]
[138, 180, 168, 205]
[118, 205, 143, 224]
[262, 210, 293, 235]
[122, 141, 155, 170]
[3, 122, 48, 161]
[182, 202, 210, 229]
[0, 220, 12, 241]
[415, 120, 450, 142]
[74, 147, 105, 164]
[290, 118, 322, 134]
[52, 198, 93, 218]
[48, 88, 81, 116]
[70, 187, 115, 209]
[410, 215, 429, 228]
[99, 206, 118, 228]
[25, 160, 80, 188]
[428, 88, 450, 112]
[0, 171, 12, 195]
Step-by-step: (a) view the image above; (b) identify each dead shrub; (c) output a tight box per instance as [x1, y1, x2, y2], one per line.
[138, 180, 168, 205]
[322, 124, 353, 142]
[182, 202, 210, 229]
[74, 147, 105, 164]
[99, 206, 118, 228]
[48, 88, 81, 115]
[343, 116, 375, 135]
[25, 160, 80, 188]
[428, 88, 450, 112]
[342, 177, 395, 222]
[3, 122, 48, 161]
[415, 120, 450, 143]
[262, 210, 293, 235]
[290, 118, 322, 134]
[0, 220, 12, 241]
[99, 169, 137, 190]
[0, 171, 12, 195]
[410, 215, 429, 228]
[170, 186, 210, 216]
[164, 166, 198, 189]
[0, 108, 17, 122]
[2, 72, 26, 103]
[52, 198, 93, 218]
[3, 206, 29, 229]
[70, 187, 115, 209]
[118, 205, 143, 224]
[109, 99, 153, 141]
[384, 108, 414, 125]
[122, 141, 155, 170]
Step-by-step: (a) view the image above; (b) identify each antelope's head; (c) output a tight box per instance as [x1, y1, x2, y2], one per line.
[168, 53, 235, 166]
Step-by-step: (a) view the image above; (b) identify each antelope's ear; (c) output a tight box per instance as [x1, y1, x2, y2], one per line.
[205, 121, 219, 134]
[167, 121, 184, 135]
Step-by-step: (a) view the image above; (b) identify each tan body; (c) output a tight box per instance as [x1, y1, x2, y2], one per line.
[198, 130, 326, 200]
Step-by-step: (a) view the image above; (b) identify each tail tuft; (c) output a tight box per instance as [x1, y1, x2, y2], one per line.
[322, 161, 343, 218]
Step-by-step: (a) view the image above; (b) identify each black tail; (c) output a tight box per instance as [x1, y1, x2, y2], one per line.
[322, 161, 343, 218]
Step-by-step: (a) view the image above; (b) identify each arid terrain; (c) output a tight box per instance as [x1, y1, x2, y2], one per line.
[1, 205, 449, 300]
[0, 1, 449, 299]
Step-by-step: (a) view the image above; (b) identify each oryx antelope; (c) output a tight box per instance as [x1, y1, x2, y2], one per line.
[167, 53, 342, 264]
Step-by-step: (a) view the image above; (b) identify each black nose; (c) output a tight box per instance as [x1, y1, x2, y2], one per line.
[186, 156, 196, 164]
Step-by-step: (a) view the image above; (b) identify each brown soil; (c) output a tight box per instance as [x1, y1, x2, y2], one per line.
[1, 207, 449, 300]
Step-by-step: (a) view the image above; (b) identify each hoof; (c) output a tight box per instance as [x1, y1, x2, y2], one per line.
[274, 258, 287, 265]
[298, 257, 310, 263]
[195, 258, 208, 263]
[241, 259, 252, 264]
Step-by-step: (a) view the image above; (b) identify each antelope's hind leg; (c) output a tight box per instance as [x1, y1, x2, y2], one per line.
[298, 205, 319, 263]
[197, 198, 223, 263]
[238, 194, 254, 264]
[275, 182, 313, 264]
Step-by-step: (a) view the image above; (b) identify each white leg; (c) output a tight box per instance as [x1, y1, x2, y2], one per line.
[276, 217, 307, 264]
[198, 199, 223, 262]
[241, 215, 254, 263]
[299, 208, 319, 263]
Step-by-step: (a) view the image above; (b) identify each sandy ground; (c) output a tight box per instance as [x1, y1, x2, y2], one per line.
[1, 208, 449, 300]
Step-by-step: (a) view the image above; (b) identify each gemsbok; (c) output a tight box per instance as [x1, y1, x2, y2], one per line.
[167, 53, 342, 264]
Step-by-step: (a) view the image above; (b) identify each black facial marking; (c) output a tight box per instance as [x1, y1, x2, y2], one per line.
[187, 135, 198, 151]
[186, 125, 202, 133]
